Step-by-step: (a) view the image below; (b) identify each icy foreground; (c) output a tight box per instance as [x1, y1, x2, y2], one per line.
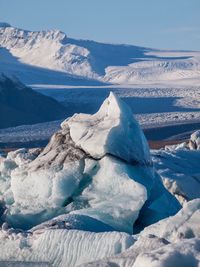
[152, 130, 200, 205]
[81, 199, 200, 267]
[0, 93, 199, 266]
[0, 201, 199, 267]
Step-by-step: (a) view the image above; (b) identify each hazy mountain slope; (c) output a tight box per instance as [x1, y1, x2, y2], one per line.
[0, 74, 68, 129]
[0, 23, 200, 85]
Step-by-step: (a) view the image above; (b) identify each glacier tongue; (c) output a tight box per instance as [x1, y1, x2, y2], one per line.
[62, 92, 151, 165]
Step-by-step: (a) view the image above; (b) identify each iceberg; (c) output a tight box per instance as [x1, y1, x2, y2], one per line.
[1, 93, 180, 233]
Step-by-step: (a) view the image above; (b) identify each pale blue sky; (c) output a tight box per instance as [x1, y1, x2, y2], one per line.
[1, 0, 200, 50]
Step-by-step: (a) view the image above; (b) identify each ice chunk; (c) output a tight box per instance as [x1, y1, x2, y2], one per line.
[79, 235, 170, 267]
[152, 149, 200, 204]
[140, 199, 200, 242]
[7, 148, 41, 166]
[133, 238, 200, 267]
[62, 92, 151, 165]
[11, 160, 84, 211]
[71, 155, 148, 233]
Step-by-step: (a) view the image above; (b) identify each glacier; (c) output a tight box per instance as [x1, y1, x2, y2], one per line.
[0, 93, 200, 267]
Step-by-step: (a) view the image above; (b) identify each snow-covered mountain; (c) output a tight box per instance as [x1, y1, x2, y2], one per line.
[0, 74, 68, 129]
[1, 23, 200, 86]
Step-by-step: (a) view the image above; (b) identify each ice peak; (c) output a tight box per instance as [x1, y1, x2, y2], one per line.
[106, 91, 121, 109]
[64, 92, 151, 164]
[98, 91, 122, 115]
[108, 91, 117, 100]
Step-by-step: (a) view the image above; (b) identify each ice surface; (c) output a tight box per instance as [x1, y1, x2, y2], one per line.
[0, 263, 50, 267]
[0, 229, 134, 267]
[79, 200, 200, 267]
[140, 199, 200, 241]
[80, 238, 200, 267]
[132, 238, 200, 267]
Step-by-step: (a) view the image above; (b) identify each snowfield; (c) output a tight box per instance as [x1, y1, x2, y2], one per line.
[0, 94, 200, 267]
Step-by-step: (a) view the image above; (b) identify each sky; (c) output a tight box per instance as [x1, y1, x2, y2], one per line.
[0, 0, 200, 50]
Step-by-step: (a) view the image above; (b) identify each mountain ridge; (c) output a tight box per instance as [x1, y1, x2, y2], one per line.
[0, 74, 69, 129]
[0, 23, 200, 85]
